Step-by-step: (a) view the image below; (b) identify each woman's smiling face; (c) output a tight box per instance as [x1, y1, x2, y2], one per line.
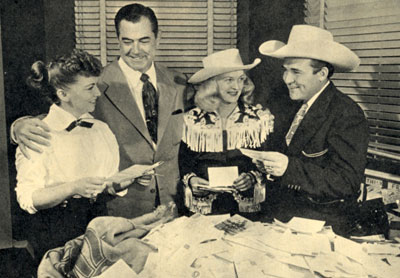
[62, 75, 101, 117]
[214, 70, 246, 104]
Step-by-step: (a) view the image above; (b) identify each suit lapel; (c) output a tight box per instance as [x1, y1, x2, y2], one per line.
[287, 83, 335, 155]
[100, 61, 153, 146]
[156, 65, 177, 144]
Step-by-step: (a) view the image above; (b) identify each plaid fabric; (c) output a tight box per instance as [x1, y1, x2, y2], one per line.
[43, 216, 157, 277]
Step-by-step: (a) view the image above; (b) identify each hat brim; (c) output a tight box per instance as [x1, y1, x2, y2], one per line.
[188, 58, 261, 84]
[259, 40, 360, 72]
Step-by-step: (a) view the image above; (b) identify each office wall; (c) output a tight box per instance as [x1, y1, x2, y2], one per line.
[1, 0, 74, 240]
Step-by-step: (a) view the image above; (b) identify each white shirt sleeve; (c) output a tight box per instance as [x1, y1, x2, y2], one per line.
[15, 147, 48, 214]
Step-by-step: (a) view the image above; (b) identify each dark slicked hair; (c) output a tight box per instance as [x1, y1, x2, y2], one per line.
[310, 59, 335, 79]
[114, 3, 158, 38]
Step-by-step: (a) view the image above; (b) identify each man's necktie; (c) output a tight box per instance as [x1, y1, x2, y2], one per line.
[65, 119, 93, 132]
[141, 73, 158, 143]
[285, 103, 308, 146]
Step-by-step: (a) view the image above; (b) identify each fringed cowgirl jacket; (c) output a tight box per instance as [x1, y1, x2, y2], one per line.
[179, 101, 274, 215]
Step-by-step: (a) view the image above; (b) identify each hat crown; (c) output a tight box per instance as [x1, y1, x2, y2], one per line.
[202, 48, 244, 68]
[288, 25, 333, 44]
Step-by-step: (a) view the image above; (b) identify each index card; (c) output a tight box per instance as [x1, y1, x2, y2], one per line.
[208, 166, 238, 187]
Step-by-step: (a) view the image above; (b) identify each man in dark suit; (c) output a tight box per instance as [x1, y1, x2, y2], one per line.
[13, 4, 192, 218]
[254, 25, 369, 235]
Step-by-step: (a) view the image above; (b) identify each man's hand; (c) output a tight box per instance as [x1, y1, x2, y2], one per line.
[252, 152, 289, 177]
[233, 172, 254, 191]
[194, 79, 221, 112]
[14, 117, 51, 159]
[189, 176, 210, 196]
[72, 177, 106, 198]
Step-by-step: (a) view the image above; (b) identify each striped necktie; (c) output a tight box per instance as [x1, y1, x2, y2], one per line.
[140, 73, 158, 143]
[285, 103, 308, 146]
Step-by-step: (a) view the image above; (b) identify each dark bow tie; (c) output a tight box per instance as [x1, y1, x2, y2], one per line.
[65, 119, 93, 132]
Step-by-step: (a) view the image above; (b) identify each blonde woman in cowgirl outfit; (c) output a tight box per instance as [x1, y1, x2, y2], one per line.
[179, 49, 274, 216]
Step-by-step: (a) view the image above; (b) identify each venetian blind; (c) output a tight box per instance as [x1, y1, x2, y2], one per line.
[305, 0, 400, 162]
[75, 0, 237, 76]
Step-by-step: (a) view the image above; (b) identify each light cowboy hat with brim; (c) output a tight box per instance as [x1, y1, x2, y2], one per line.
[259, 25, 360, 72]
[188, 48, 261, 84]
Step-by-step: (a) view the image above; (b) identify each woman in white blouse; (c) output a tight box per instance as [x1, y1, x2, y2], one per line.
[15, 50, 119, 261]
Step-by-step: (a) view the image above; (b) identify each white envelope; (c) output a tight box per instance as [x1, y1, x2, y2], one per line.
[239, 148, 269, 160]
[208, 166, 239, 187]
[106, 161, 163, 184]
[94, 259, 138, 278]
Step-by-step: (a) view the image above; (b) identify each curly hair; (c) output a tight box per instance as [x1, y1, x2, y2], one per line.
[26, 49, 102, 104]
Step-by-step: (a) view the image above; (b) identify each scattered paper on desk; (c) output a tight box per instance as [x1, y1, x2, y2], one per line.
[208, 166, 238, 187]
[137, 214, 400, 278]
[94, 259, 138, 278]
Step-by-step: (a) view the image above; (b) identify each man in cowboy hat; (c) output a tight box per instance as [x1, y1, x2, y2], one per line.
[254, 25, 369, 236]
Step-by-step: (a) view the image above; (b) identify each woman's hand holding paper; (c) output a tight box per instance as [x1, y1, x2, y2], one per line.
[189, 176, 210, 196]
[72, 177, 106, 198]
[233, 172, 253, 191]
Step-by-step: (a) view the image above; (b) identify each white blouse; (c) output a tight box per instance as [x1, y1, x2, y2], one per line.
[15, 104, 120, 214]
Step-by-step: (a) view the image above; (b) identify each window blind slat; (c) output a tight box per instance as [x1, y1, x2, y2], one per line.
[325, 0, 398, 8]
[344, 41, 400, 51]
[348, 95, 400, 105]
[334, 73, 400, 81]
[76, 32, 100, 38]
[325, 4, 400, 22]
[369, 119, 400, 130]
[366, 111, 400, 122]
[358, 103, 400, 114]
[369, 142, 400, 154]
[326, 15, 400, 29]
[330, 23, 400, 36]
[370, 134, 400, 146]
[106, 1, 207, 8]
[335, 32, 400, 43]
[334, 79, 400, 89]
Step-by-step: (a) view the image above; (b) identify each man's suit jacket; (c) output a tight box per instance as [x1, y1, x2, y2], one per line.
[265, 83, 369, 235]
[95, 61, 187, 218]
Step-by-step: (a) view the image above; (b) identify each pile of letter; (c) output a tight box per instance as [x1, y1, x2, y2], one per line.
[114, 214, 400, 277]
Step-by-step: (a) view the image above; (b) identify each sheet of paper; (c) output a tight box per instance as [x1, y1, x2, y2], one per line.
[239, 148, 268, 160]
[286, 217, 326, 234]
[208, 166, 238, 187]
[94, 259, 138, 278]
[333, 235, 367, 264]
[106, 161, 163, 184]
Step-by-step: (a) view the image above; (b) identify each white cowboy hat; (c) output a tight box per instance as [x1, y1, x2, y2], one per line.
[188, 48, 261, 84]
[259, 25, 360, 72]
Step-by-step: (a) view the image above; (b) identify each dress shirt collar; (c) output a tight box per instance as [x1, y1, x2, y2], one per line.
[118, 58, 157, 89]
[44, 104, 93, 131]
[304, 80, 330, 113]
